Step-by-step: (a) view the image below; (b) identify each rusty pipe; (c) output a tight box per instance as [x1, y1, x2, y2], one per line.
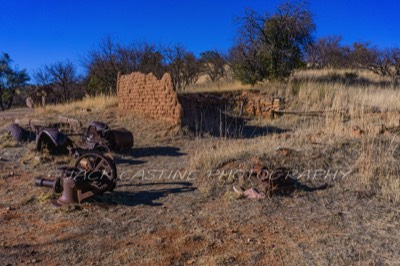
[35, 178, 55, 188]
[35, 177, 63, 193]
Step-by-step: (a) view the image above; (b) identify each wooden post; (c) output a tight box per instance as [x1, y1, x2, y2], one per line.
[42, 95, 46, 107]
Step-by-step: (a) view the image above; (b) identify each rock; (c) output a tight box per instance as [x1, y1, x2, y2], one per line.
[26, 97, 34, 109]
[187, 259, 195, 265]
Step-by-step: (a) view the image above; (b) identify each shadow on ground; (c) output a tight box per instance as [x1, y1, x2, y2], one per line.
[97, 182, 196, 207]
[131, 146, 186, 158]
[239, 125, 290, 138]
[214, 121, 290, 139]
[292, 75, 393, 88]
[114, 158, 146, 166]
[269, 181, 330, 197]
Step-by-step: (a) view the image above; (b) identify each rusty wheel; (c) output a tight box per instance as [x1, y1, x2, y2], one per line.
[74, 152, 117, 191]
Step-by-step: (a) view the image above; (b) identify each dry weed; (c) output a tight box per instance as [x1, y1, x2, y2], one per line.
[190, 69, 400, 202]
[35, 94, 117, 116]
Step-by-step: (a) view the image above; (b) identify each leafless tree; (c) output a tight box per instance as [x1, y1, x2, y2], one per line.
[349, 42, 378, 69]
[365, 48, 400, 88]
[84, 37, 166, 95]
[306, 36, 350, 68]
[200, 50, 226, 82]
[162, 44, 202, 91]
[34, 60, 80, 102]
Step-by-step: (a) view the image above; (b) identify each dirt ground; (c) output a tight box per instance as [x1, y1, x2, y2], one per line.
[0, 107, 399, 265]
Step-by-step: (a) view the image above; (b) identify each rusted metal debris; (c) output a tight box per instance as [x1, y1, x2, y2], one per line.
[231, 157, 329, 198]
[35, 152, 117, 206]
[36, 128, 71, 154]
[7, 117, 131, 206]
[83, 121, 134, 152]
[7, 117, 133, 154]
[8, 123, 35, 142]
[249, 164, 294, 196]
[230, 160, 295, 199]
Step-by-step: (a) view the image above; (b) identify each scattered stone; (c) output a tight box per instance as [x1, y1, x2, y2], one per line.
[243, 188, 266, 199]
[233, 185, 266, 200]
[187, 259, 196, 265]
[34, 156, 41, 163]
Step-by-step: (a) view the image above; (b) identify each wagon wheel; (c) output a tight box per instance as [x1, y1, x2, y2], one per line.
[74, 152, 117, 191]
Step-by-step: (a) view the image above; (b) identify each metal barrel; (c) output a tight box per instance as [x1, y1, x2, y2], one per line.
[35, 178, 56, 188]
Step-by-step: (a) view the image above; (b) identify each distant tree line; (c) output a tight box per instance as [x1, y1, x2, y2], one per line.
[306, 36, 400, 87]
[82, 37, 227, 94]
[2, 1, 400, 110]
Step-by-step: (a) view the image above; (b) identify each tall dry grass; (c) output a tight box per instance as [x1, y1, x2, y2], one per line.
[185, 79, 251, 93]
[35, 95, 118, 116]
[189, 69, 400, 202]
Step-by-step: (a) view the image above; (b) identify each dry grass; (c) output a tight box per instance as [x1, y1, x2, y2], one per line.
[185, 79, 251, 93]
[34, 94, 118, 116]
[0, 132, 19, 149]
[190, 69, 400, 203]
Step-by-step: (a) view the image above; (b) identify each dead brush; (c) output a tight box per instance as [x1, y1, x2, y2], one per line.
[35, 94, 117, 116]
[354, 137, 400, 202]
[191, 69, 400, 202]
[0, 132, 19, 148]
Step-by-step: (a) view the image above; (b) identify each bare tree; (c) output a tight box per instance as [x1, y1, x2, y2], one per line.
[365, 48, 400, 88]
[84, 37, 166, 95]
[200, 50, 226, 82]
[349, 42, 378, 69]
[162, 44, 202, 91]
[83, 37, 121, 95]
[306, 36, 350, 68]
[34, 60, 80, 102]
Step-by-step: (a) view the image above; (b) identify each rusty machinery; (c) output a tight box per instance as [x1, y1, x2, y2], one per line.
[8, 118, 133, 154]
[7, 117, 132, 206]
[35, 152, 117, 206]
[83, 121, 134, 152]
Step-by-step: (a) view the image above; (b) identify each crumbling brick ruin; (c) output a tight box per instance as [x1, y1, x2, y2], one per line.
[117, 72, 282, 136]
[117, 72, 182, 125]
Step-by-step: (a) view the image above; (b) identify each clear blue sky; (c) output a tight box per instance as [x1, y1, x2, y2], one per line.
[1, 0, 399, 76]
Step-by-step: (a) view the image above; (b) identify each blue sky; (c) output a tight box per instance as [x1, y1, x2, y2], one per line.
[1, 0, 399, 76]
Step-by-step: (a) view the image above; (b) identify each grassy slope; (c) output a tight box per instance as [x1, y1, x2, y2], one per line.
[189, 69, 400, 203]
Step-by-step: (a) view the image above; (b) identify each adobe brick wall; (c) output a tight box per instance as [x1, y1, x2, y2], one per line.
[117, 72, 182, 125]
[117, 71, 283, 135]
